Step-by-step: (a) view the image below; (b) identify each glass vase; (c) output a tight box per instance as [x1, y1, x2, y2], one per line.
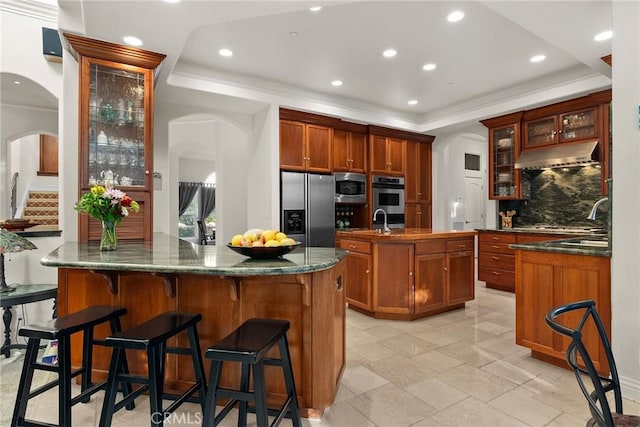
[100, 219, 118, 251]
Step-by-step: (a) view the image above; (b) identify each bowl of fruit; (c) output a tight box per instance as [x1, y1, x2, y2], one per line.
[227, 228, 301, 259]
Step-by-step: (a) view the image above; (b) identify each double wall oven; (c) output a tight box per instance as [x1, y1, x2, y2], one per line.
[372, 175, 405, 228]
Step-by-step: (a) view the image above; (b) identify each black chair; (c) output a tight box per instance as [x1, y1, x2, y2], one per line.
[203, 318, 301, 427]
[197, 220, 212, 245]
[12, 305, 132, 427]
[98, 311, 207, 427]
[545, 300, 640, 427]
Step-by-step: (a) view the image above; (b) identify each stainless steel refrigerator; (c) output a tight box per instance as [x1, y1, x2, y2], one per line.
[281, 171, 335, 247]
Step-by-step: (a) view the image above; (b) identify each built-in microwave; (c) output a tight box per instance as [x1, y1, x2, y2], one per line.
[334, 172, 367, 204]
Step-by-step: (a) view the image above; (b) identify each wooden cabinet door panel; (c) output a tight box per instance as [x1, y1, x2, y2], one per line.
[418, 203, 431, 229]
[415, 253, 446, 313]
[447, 250, 474, 305]
[405, 204, 418, 228]
[516, 261, 555, 353]
[387, 138, 405, 175]
[373, 244, 412, 314]
[350, 133, 367, 172]
[418, 143, 431, 202]
[370, 135, 388, 174]
[332, 130, 350, 171]
[344, 252, 372, 310]
[405, 140, 419, 203]
[305, 124, 332, 172]
[280, 120, 305, 170]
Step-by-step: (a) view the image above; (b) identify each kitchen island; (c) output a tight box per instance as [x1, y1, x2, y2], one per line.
[41, 234, 348, 418]
[335, 228, 477, 320]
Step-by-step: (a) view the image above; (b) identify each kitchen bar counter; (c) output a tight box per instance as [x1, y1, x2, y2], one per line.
[41, 234, 348, 418]
[335, 228, 477, 320]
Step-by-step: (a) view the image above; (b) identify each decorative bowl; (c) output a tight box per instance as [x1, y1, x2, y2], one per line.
[226, 242, 301, 259]
[0, 219, 39, 231]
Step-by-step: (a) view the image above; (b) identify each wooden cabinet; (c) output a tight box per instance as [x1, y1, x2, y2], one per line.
[373, 243, 413, 315]
[65, 33, 165, 243]
[369, 134, 405, 175]
[515, 249, 611, 374]
[336, 232, 476, 321]
[280, 120, 333, 172]
[478, 231, 574, 292]
[481, 112, 523, 200]
[38, 135, 58, 176]
[333, 130, 366, 172]
[405, 203, 431, 229]
[523, 106, 598, 149]
[405, 140, 432, 203]
[338, 238, 372, 310]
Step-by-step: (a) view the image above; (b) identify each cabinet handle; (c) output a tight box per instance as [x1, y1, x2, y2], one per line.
[491, 271, 501, 276]
[145, 170, 150, 175]
[458, 244, 467, 248]
[417, 192, 422, 196]
[492, 245, 500, 249]
[492, 256, 501, 260]
[409, 272, 413, 276]
[335, 277, 343, 292]
[349, 245, 357, 249]
[444, 266, 448, 271]
[491, 236, 500, 241]
[365, 269, 370, 274]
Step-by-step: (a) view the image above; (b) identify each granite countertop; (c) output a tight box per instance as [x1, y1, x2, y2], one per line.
[475, 227, 606, 236]
[41, 233, 347, 276]
[336, 228, 477, 241]
[510, 237, 611, 257]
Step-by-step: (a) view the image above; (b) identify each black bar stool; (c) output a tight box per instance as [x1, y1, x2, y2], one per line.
[203, 318, 301, 427]
[98, 311, 207, 427]
[11, 305, 131, 427]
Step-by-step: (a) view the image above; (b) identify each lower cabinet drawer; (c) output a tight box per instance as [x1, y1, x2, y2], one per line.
[478, 267, 515, 288]
[479, 242, 514, 255]
[446, 239, 474, 252]
[479, 253, 515, 270]
[415, 240, 446, 255]
[339, 239, 371, 254]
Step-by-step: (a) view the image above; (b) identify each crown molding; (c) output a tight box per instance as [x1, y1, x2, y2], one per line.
[0, 0, 57, 24]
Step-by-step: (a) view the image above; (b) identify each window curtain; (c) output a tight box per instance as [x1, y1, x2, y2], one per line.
[178, 182, 199, 216]
[199, 184, 216, 220]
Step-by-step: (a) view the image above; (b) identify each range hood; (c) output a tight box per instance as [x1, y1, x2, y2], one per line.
[514, 140, 599, 170]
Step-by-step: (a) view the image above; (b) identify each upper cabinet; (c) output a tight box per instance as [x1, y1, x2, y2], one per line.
[369, 132, 406, 176]
[65, 33, 165, 242]
[333, 129, 367, 173]
[481, 112, 523, 200]
[279, 120, 333, 173]
[405, 140, 432, 204]
[523, 106, 598, 149]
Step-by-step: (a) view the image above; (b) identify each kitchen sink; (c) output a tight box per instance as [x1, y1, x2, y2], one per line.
[559, 240, 609, 248]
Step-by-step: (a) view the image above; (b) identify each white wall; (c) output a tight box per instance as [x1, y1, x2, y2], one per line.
[611, 1, 640, 401]
[432, 124, 495, 231]
[178, 158, 215, 183]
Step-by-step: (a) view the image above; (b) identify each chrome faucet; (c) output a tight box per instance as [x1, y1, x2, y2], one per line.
[373, 208, 390, 233]
[587, 197, 609, 220]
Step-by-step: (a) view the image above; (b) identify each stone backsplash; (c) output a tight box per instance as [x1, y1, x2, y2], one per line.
[499, 165, 607, 229]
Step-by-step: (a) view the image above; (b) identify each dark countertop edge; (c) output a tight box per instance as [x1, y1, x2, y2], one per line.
[510, 242, 611, 258]
[39, 253, 348, 276]
[475, 228, 601, 236]
[15, 229, 62, 238]
[335, 229, 477, 240]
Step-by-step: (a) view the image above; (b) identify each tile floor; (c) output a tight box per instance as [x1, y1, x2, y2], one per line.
[1, 283, 639, 426]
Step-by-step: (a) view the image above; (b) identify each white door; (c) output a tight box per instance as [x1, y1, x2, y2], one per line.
[464, 176, 485, 230]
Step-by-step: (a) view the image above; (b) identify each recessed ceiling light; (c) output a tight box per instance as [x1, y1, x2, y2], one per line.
[383, 49, 397, 58]
[219, 48, 233, 57]
[530, 54, 546, 63]
[123, 36, 142, 47]
[13, 80, 20, 85]
[309, 6, 322, 12]
[289, 31, 298, 37]
[447, 10, 464, 22]
[594, 30, 612, 41]
[422, 63, 437, 71]
[164, 0, 181, 3]
[408, 100, 418, 106]
[331, 80, 343, 87]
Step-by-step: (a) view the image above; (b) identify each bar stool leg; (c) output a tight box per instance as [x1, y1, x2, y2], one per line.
[187, 324, 207, 410]
[58, 335, 73, 426]
[278, 335, 301, 427]
[238, 363, 250, 427]
[80, 326, 94, 402]
[252, 361, 269, 427]
[11, 338, 40, 426]
[148, 344, 165, 427]
[203, 360, 222, 427]
[99, 347, 124, 427]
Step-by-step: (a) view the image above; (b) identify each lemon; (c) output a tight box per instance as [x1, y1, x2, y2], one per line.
[275, 232, 287, 241]
[264, 239, 281, 247]
[231, 234, 244, 246]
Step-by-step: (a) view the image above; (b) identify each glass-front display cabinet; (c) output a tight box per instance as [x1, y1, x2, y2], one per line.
[65, 33, 165, 242]
[523, 106, 598, 149]
[481, 112, 524, 200]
